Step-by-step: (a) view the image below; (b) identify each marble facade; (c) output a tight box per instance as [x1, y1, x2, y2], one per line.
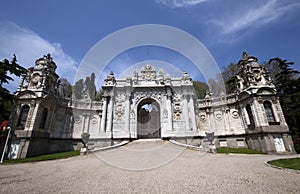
[8, 53, 295, 158]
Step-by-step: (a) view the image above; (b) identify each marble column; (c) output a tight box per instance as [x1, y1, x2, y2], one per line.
[166, 94, 173, 131]
[224, 110, 231, 131]
[106, 96, 114, 136]
[82, 113, 87, 133]
[125, 94, 130, 137]
[100, 96, 108, 132]
[243, 107, 251, 125]
[188, 96, 197, 131]
[183, 95, 190, 130]
[272, 103, 280, 122]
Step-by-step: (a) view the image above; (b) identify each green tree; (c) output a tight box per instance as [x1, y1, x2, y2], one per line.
[0, 55, 27, 122]
[58, 78, 72, 98]
[207, 76, 226, 96]
[221, 62, 238, 94]
[73, 79, 84, 99]
[95, 89, 104, 101]
[85, 73, 97, 100]
[267, 58, 300, 145]
[73, 73, 97, 100]
[268, 58, 299, 94]
[193, 81, 209, 99]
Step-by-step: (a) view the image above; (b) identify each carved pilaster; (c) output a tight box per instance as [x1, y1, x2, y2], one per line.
[100, 96, 108, 132]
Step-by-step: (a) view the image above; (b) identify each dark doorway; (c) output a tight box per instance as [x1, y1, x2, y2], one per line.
[137, 98, 160, 139]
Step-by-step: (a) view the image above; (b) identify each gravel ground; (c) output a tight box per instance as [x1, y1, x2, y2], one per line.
[0, 141, 299, 194]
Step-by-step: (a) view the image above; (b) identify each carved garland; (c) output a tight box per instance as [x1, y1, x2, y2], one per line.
[114, 94, 126, 121]
[173, 102, 182, 120]
[134, 91, 162, 103]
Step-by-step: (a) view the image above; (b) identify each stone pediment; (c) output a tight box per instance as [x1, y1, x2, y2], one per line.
[16, 91, 37, 99]
[257, 87, 276, 95]
[238, 91, 250, 100]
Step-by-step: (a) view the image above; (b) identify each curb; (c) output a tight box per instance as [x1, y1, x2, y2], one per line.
[90, 141, 129, 152]
[264, 161, 300, 174]
[169, 140, 209, 152]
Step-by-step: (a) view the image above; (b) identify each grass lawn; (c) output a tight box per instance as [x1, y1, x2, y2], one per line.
[217, 147, 265, 154]
[2, 150, 80, 164]
[267, 158, 300, 171]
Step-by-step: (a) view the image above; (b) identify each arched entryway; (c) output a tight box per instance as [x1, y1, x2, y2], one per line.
[137, 98, 160, 139]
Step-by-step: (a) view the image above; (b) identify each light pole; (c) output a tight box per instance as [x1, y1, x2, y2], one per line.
[1, 126, 11, 163]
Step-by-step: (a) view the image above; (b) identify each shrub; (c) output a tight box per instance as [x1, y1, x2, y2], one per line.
[294, 144, 300, 154]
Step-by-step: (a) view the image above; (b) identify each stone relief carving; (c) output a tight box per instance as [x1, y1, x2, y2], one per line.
[114, 102, 124, 121]
[139, 64, 157, 81]
[214, 110, 223, 121]
[74, 115, 81, 124]
[115, 94, 126, 103]
[173, 102, 182, 120]
[199, 112, 206, 121]
[113, 94, 126, 121]
[173, 94, 182, 102]
[134, 91, 162, 102]
[236, 52, 274, 91]
[130, 109, 135, 118]
[163, 109, 168, 118]
[29, 73, 42, 89]
[90, 116, 98, 124]
[231, 109, 239, 119]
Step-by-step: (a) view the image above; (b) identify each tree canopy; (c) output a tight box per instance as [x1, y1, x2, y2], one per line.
[0, 55, 27, 122]
[221, 63, 238, 94]
[193, 81, 209, 99]
[73, 73, 97, 100]
[58, 78, 72, 98]
[266, 58, 300, 143]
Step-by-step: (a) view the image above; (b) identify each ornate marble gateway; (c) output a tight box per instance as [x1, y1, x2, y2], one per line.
[8, 53, 295, 158]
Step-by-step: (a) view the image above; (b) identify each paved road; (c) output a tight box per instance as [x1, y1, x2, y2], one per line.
[0, 141, 299, 193]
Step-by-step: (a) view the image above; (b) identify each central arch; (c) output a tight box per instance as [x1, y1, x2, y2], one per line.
[137, 98, 161, 139]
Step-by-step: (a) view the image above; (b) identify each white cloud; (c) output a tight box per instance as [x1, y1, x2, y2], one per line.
[155, 0, 207, 8]
[155, 0, 300, 42]
[212, 1, 300, 35]
[0, 22, 78, 92]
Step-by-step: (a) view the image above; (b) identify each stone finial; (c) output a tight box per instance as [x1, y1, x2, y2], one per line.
[12, 54, 17, 63]
[204, 89, 211, 99]
[46, 53, 51, 60]
[104, 71, 116, 85]
[133, 68, 138, 75]
[182, 71, 188, 78]
[242, 51, 248, 60]
[159, 68, 163, 74]
[182, 71, 192, 83]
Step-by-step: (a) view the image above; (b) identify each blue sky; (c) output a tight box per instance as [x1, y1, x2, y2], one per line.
[1, 0, 300, 91]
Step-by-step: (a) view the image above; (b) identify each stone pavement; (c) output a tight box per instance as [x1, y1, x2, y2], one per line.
[0, 140, 299, 193]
